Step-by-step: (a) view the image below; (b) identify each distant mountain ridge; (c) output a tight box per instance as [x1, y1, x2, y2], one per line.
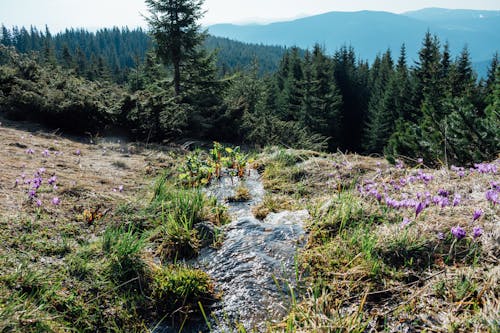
[208, 8, 500, 70]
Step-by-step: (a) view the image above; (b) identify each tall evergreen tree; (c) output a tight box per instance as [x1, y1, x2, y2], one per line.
[1, 25, 12, 46]
[363, 49, 395, 153]
[145, 0, 205, 96]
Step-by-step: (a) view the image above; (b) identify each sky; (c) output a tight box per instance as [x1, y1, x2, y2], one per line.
[1, 0, 500, 32]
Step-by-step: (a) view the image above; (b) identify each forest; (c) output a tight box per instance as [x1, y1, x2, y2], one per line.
[0, 20, 498, 165]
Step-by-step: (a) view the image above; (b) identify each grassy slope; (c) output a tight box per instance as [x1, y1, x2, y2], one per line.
[258, 149, 499, 332]
[0, 117, 216, 332]
[0, 119, 498, 332]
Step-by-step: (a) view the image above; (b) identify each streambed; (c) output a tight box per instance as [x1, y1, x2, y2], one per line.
[158, 169, 309, 332]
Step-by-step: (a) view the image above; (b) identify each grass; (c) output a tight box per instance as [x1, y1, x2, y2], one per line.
[1, 122, 498, 332]
[227, 184, 251, 202]
[260, 149, 499, 332]
[0, 122, 221, 331]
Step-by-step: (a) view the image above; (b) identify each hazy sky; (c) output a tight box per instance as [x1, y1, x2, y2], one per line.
[1, 0, 500, 32]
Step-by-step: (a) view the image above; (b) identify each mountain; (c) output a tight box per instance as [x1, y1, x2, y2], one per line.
[208, 8, 500, 65]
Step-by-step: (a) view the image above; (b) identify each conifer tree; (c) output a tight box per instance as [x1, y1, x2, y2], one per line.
[1, 25, 12, 46]
[363, 49, 394, 153]
[145, 0, 205, 96]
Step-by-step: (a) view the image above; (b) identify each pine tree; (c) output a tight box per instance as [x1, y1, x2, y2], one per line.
[1, 25, 12, 46]
[61, 44, 73, 69]
[450, 46, 476, 98]
[74, 47, 87, 76]
[364, 49, 395, 153]
[145, 0, 205, 96]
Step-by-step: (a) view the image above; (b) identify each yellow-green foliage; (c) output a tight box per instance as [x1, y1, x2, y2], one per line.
[150, 265, 215, 314]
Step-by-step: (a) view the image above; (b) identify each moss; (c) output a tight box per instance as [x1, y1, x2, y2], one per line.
[150, 265, 215, 315]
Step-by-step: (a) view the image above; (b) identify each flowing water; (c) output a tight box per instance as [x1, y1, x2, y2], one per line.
[157, 169, 309, 332]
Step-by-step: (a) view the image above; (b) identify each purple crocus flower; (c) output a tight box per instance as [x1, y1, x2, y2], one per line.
[26, 148, 35, 154]
[417, 158, 423, 164]
[48, 176, 57, 185]
[52, 197, 61, 206]
[472, 209, 483, 221]
[36, 199, 42, 207]
[472, 226, 483, 239]
[438, 189, 449, 197]
[75, 149, 81, 156]
[28, 189, 37, 199]
[440, 197, 449, 208]
[118, 185, 124, 192]
[437, 232, 445, 240]
[415, 201, 426, 217]
[42, 149, 50, 157]
[451, 226, 466, 240]
[486, 190, 498, 205]
[453, 194, 462, 207]
[400, 217, 412, 229]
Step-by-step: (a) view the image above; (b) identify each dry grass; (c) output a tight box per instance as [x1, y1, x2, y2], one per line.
[0, 117, 214, 331]
[261, 148, 499, 332]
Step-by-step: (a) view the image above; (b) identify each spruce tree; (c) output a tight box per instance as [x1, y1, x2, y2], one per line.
[364, 49, 395, 153]
[145, 0, 205, 96]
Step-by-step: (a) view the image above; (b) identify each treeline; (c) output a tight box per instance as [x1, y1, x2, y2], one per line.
[231, 35, 499, 164]
[0, 25, 288, 82]
[0, 28, 498, 164]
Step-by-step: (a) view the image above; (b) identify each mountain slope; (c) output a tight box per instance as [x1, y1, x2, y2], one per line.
[208, 9, 500, 64]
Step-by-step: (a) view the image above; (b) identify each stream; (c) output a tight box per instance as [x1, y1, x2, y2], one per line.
[158, 169, 309, 332]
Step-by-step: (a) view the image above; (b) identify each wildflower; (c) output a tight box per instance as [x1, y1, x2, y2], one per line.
[400, 217, 412, 229]
[118, 185, 124, 192]
[451, 226, 466, 240]
[417, 158, 423, 164]
[437, 189, 449, 197]
[440, 197, 449, 208]
[48, 176, 57, 185]
[42, 149, 50, 157]
[38, 168, 46, 175]
[31, 177, 42, 190]
[26, 148, 35, 154]
[36, 199, 42, 207]
[75, 149, 81, 156]
[485, 190, 498, 205]
[52, 197, 61, 206]
[437, 232, 445, 240]
[472, 226, 483, 239]
[452, 194, 462, 207]
[474, 163, 498, 174]
[472, 209, 483, 222]
[28, 189, 37, 199]
[415, 201, 426, 217]
[395, 160, 404, 169]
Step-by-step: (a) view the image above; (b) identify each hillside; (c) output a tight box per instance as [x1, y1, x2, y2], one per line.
[0, 119, 498, 331]
[208, 8, 500, 66]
